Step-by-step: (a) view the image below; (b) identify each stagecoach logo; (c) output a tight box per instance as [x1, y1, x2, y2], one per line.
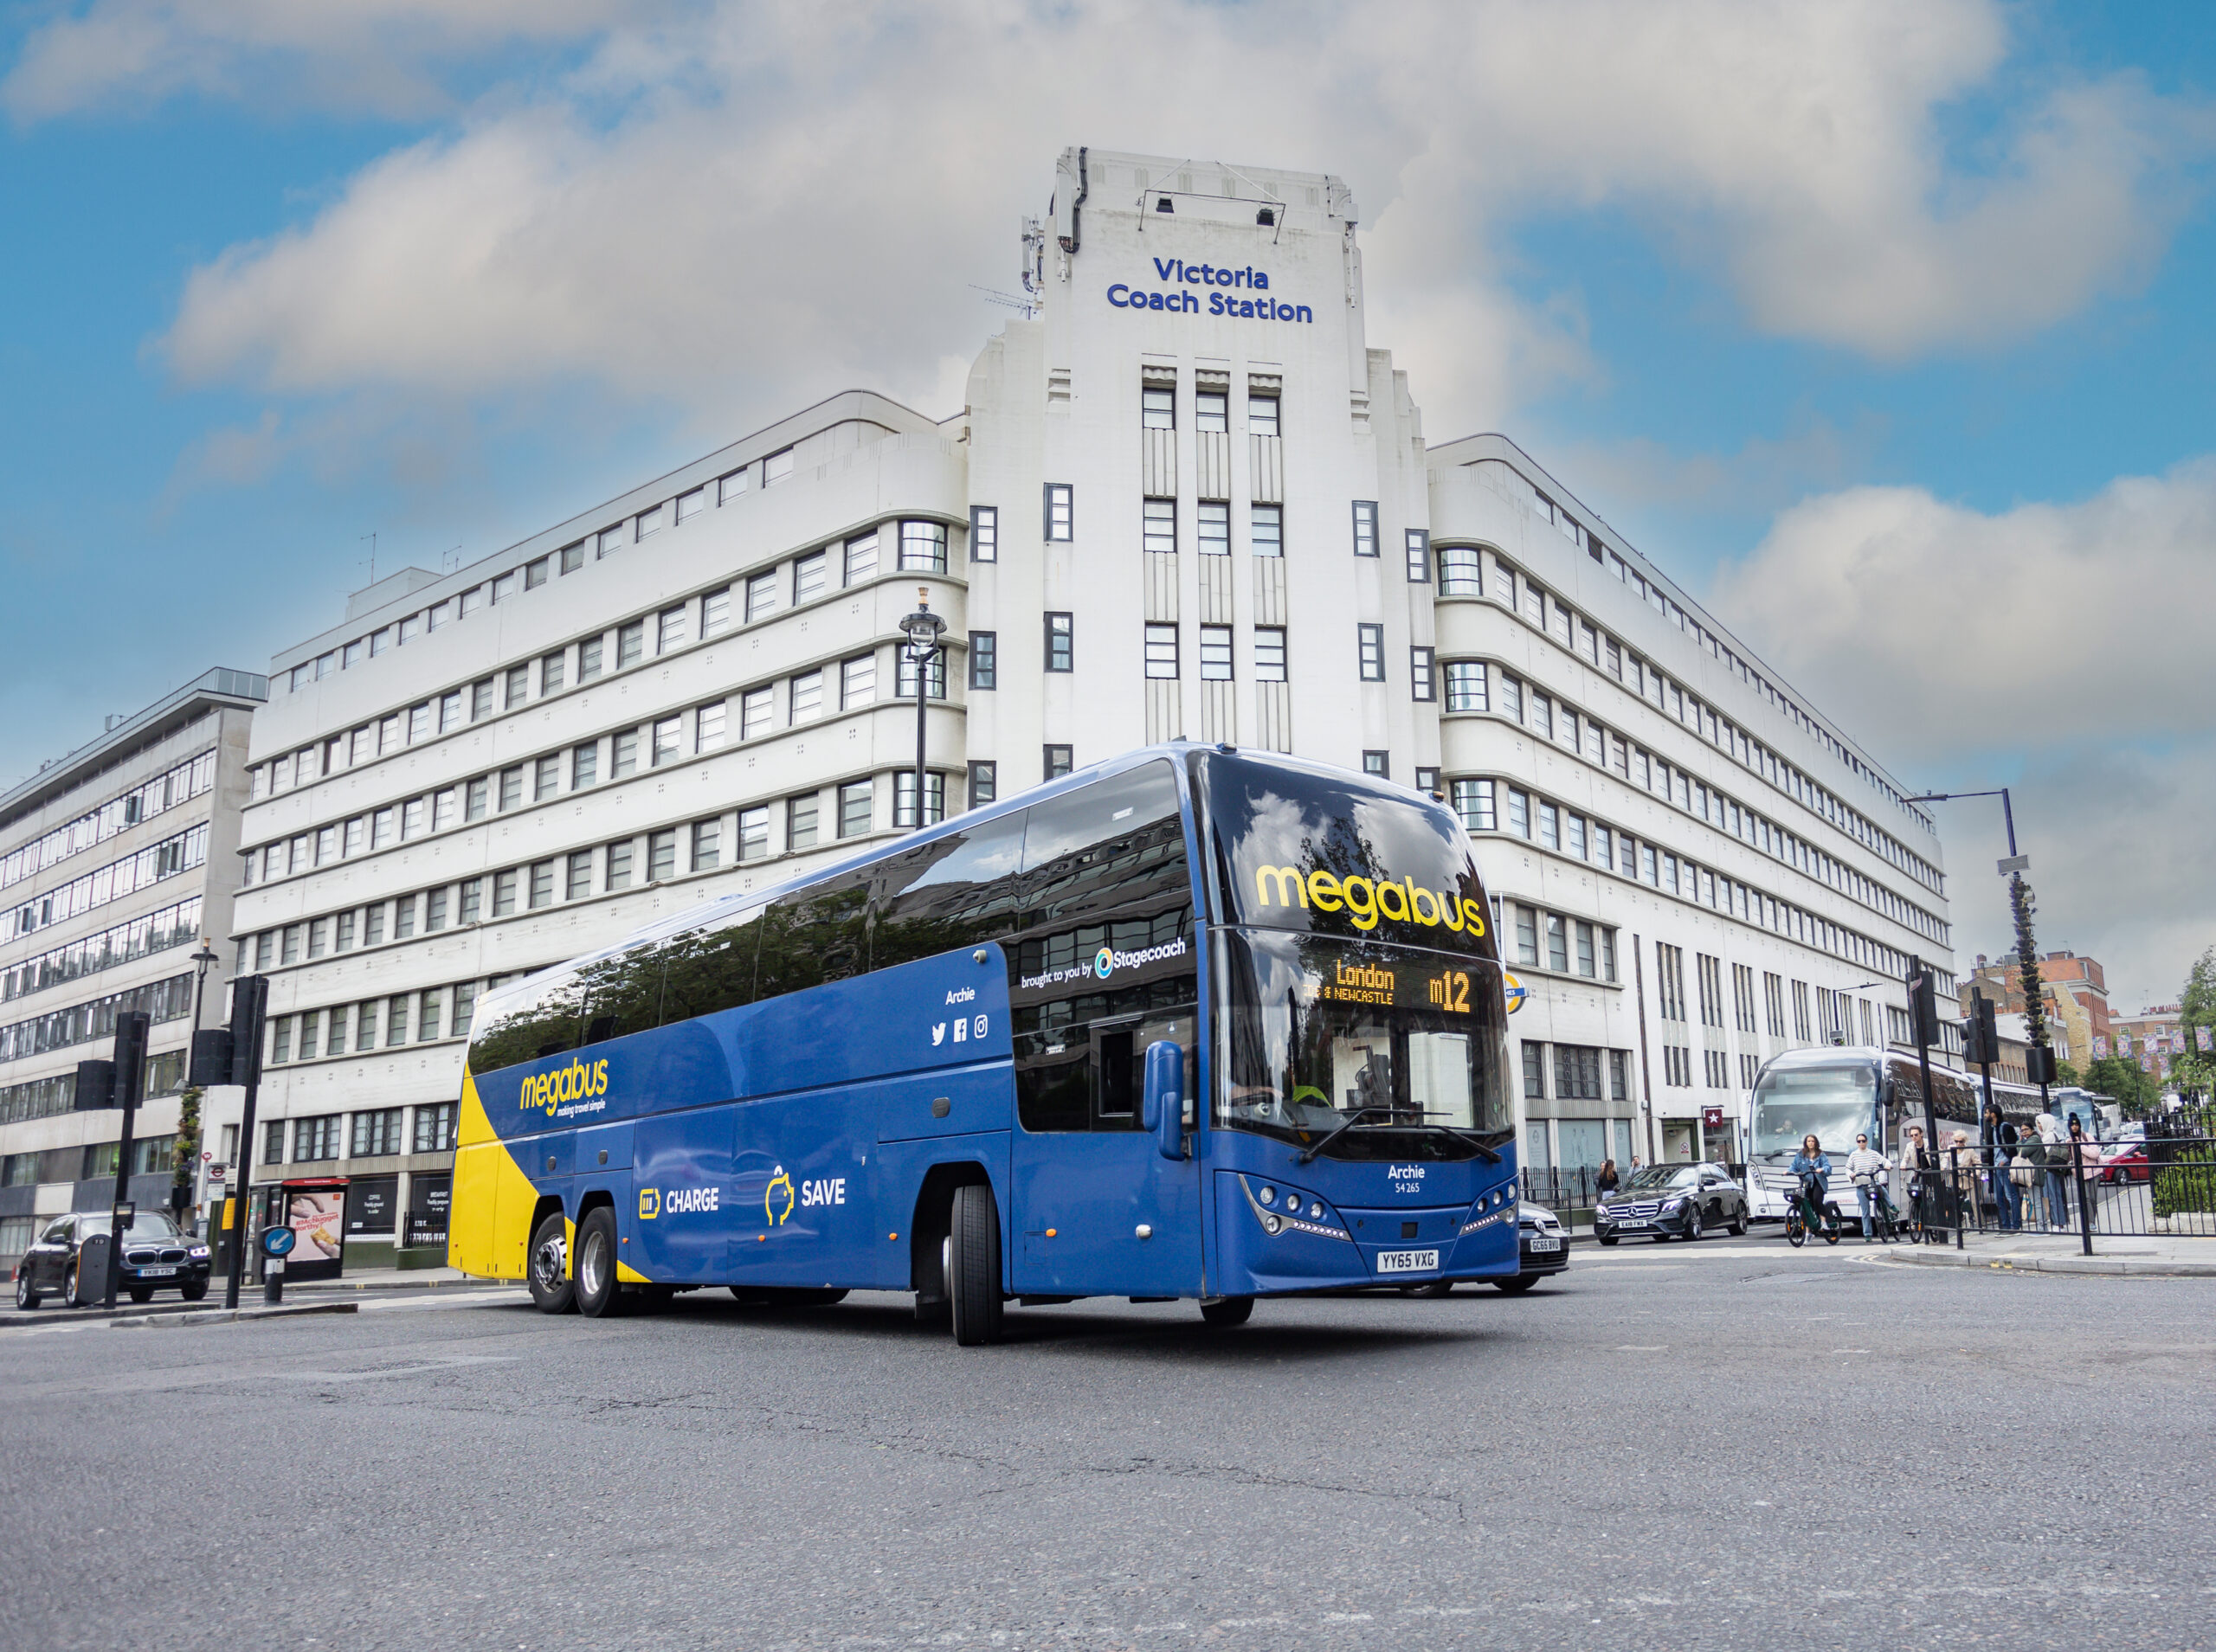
[764, 1167, 795, 1226]
[1093, 946, 1116, 980]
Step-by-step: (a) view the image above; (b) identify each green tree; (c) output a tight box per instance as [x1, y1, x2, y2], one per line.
[2171, 947, 2216, 1104]
[170, 1084, 203, 1219]
[2080, 1056, 2159, 1117]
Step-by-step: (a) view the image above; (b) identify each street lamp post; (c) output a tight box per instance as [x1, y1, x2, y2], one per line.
[898, 588, 946, 832]
[1904, 787, 2047, 1083]
[189, 938, 220, 1032]
[179, 940, 221, 1222]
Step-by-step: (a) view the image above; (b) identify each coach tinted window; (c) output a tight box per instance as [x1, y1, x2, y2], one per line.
[655, 910, 763, 1027]
[870, 811, 1028, 971]
[1016, 761, 1190, 930]
[753, 869, 873, 1000]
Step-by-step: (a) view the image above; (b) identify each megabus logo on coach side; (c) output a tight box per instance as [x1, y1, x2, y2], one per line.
[521, 1057, 609, 1116]
[1253, 865, 1486, 937]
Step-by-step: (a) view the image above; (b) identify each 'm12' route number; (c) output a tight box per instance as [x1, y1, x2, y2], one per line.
[1426, 970, 1472, 1014]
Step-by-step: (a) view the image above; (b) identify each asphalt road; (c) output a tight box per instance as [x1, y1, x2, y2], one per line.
[4, 1237, 2211, 1652]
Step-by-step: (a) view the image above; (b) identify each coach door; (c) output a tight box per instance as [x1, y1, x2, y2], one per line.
[1001, 760, 1204, 1299]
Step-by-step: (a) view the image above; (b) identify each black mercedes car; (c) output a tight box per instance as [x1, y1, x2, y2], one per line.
[12, 1210, 211, 1308]
[1594, 1162, 1749, 1244]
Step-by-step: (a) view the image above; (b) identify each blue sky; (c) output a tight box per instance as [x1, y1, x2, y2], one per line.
[2, 0, 2211, 1012]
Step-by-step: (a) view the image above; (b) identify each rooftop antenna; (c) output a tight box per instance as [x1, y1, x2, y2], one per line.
[359, 532, 377, 587]
[969, 284, 1040, 320]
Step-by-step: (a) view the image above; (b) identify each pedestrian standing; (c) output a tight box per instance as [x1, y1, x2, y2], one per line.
[1898, 1124, 1931, 1233]
[1595, 1159, 1620, 1201]
[1846, 1132, 1890, 1243]
[1948, 1129, 1980, 1229]
[2033, 1114, 2071, 1229]
[2065, 1115, 2095, 1230]
[1982, 1102, 2022, 1231]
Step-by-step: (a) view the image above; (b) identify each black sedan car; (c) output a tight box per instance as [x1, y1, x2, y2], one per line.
[1594, 1162, 1749, 1244]
[13, 1209, 211, 1308]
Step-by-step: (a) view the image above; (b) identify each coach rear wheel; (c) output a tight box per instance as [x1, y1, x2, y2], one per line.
[1200, 1295, 1255, 1327]
[574, 1207, 628, 1318]
[1401, 1282, 1454, 1298]
[947, 1184, 1004, 1347]
[527, 1212, 577, 1315]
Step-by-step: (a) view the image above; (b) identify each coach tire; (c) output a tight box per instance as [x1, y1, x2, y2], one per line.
[527, 1211, 577, 1315]
[1200, 1295, 1255, 1327]
[574, 1207, 628, 1319]
[1492, 1276, 1540, 1294]
[1403, 1282, 1453, 1299]
[947, 1184, 1004, 1347]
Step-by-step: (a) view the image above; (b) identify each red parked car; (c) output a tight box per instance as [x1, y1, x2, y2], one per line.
[2099, 1143, 2150, 1185]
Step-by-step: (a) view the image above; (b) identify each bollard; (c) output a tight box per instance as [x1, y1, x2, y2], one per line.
[259, 1224, 295, 1305]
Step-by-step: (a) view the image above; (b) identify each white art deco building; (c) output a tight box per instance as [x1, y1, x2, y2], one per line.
[227, 147, 1956, 1260]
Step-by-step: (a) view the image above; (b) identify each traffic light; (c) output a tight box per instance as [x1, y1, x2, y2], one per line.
[2025, 1045, 2058, 1085]
[1961, 993, 2000, 1066]
[73, 1058, 116, 1110]
[1907, 966, 1942, 1047]
[189, 1027, 235, 1088]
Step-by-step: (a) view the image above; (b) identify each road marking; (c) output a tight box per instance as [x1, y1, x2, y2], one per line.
[1613, 1344, 1667, 1351]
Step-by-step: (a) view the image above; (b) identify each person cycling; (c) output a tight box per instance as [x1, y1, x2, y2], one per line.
[1788, 1133, 1834, 1238]
[1846, 1132, 1892, 1243]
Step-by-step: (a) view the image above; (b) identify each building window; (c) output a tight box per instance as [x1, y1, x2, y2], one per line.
[570, 742, 599, 791]
[787, 794, 818, 850]
[745, 570, 777, 624]
[1546, 913, 1569, 972]
[970, 505, 998, 563]
[1410, 646, 1436, 701]
[1522, 1042, 1546, 1100]
[533, 755, 559, 801]
[1199, 626, 1233, 680]
[1143, 498, 1176, 556]
[1142, 386, 1175, 429]
[1414, 766, 1440, 796]
[611, 730, 639, 776]
[578, 635, 603, 682]
[600, 841, 630, 892]
[296, 1115, 343, 1162]
[1352, 500, 1378, 557]
[1253, 627, 1287, 681]
[1044, 483, 1073, 542]
[790, 670, 823, 723]
[652, 716, 681, 765]
[1537, 801, 1559, 850]
[351, 1108, 403, 1158]
[970, 631, 996, 691]
[969, 762, 997, 809]
[844, 530, 878, 585]
[385, 994, 410, 1046]
[763, 447, 793, 485]
[566, 851, 593, 900]
[617, 620, 643, 669]
[1439, 543, 1479, 595]
[899, 520, 947, 574]
[1045, 613, 1073, 672]
[1357, 623, 1384, 681]
[692, 819, 721, 872]
[838, 781, 873, 839]
[794, 550, 827, 602]
[493, 870, 518, 916]
[1251, 503, 1282, 556]
[657, 604, 689, 654]
[529, 861, 555, 910]
[504, 665, 529, 710]
[1405, 529, 1430, 583]
[1195, 390, 1227, 431]
[414, 1102, 457, 1154]
[1197, 500, 1229, 556]
[1362, 751, 1390, 781]
[1507, 787, 1530, 837]
[738, 806, 769, 862]
[1554, 1045, 1603, 1102]
[1452, 778, 1495, 832]
[1444, 660, 1486, 712]
[1043, 744, 1073, 781]
[894, 772, 946, 829]
[596, 524, 624, 559]
[840, 654, 877, 710]
[647, 829, 677, 882]
[1248, 394, 1279, 435]
[1144, 624, 1179, 679]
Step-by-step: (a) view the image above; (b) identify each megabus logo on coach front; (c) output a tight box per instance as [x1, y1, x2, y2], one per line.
[520, 1057, 609, 1117]
[1253, 865, 1486, 937]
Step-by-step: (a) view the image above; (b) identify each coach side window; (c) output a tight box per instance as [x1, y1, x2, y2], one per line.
[870, 810, 1028, 973]
[753, 869, 874, 1001]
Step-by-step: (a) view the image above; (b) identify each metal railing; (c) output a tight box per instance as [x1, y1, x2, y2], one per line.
[1910, 1138, 2216, 1253]
[401, 1211, 447, 1250]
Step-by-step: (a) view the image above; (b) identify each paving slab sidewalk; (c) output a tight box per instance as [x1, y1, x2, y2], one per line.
[1881, 1231, 2216, 1277]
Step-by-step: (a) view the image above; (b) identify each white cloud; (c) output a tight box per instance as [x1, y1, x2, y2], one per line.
[2, 0, 622, 123]
[115, 0, 2206, 442]
[1711, 461, 2216, 1014]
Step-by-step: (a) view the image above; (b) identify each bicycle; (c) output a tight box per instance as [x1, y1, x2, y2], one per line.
[1852, 1173, 1909, 1243]
[1784, 1175, 1840, 1248]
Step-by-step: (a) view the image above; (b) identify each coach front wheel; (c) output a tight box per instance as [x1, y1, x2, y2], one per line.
[947, 1184, 1004, 1347]
[528, 1212, 577, 1315]
[1200, 1295, 1254, 1327]
[574, 1207, 628, 1318]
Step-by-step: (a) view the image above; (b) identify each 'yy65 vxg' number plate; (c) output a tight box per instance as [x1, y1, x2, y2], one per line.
[1375, 1249, 1440, 1274]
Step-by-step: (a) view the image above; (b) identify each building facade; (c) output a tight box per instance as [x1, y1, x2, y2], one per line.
[227, 147, 1956, 1260]
[0, 669, 265, 1273]
[2110, 1005, 2184, 1082]
[1964, 948, 2110, 1070]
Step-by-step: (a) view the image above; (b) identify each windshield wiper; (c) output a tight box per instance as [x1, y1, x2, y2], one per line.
[1296, 1105, 1392, 1164]
[1294, 1108, 1504, 1166]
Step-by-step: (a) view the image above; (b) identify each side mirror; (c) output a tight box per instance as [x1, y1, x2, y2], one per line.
[1141, 1040, 1186, 1161]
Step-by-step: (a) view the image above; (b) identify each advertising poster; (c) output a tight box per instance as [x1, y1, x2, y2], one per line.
[286, 1186, 345, 1280]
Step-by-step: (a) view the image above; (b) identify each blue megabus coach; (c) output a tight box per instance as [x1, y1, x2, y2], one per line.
[449, 743, 1519, 1343]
